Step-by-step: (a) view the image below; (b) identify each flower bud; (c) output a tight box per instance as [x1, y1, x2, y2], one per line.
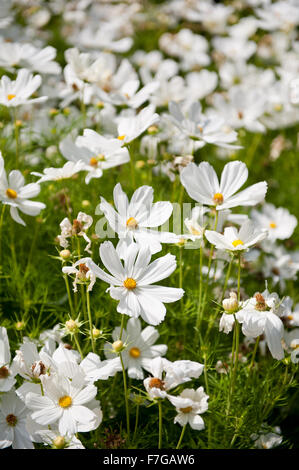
[15, 321, 25, 331]
[135, 160, 145, 169]
[92, 328, 101, 339]
[60, 249, 71, 260]
[65, 319, 80, 334]
[112, 340, 124, 353]
[53, 436, 66, 449]
[222, 292, 238, 313]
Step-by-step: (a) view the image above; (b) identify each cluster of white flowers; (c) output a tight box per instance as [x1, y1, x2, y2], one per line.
[0, 0, 298, 451]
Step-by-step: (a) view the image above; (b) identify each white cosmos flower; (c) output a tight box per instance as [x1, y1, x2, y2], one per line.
[0, 68, 47, 107]
[180, 160, 267, 210]
[0, 154, 45, 226]
[104, 317, 167, 379]
[0, 42, 61, 75]
[168, 387, 209, 431]
[237, 289, 285, 360]
[99, 183, 173, 256]
[143, 356, 204, 400]
[60, 132, 130, 184]
[251, 425, 282, 449]
[168, 101, 240, 149]
[116, 104, 159, 143]
[25, 371, 98, 435]
[0, 326, 16, 392]
[31, 160, 85, 184]
[0, 390, 34, 449]
[205, 220, 268, 252]
[12, 339, 52, 382]
[85, 241, 184, 325]
[96, 78, 159, 108]
[251, 203, 297, 241]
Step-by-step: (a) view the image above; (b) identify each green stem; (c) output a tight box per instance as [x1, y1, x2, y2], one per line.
[158, 400, 163, 449]
[120, 352, 130, 443]
[179, 246, 183, 289]
[230, 254, 242, 397]
[176, 424, 186, 449]
[133, 404, 139, 444]
[249, 336, 260, 371]
[86, 288, 95, 353]
[196, 242, 203, 329]
[74, 333, 84, 359]
[200, 211, 219, 325]
[64, 274, 75, 317]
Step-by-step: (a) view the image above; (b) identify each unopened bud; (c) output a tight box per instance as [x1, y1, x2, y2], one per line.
[60, 249, 71, 260]
[135, 160, 145, 169]
[112, 340, 124, 353]
[92, 328, 101, 339]
[147, 125, 158, 134]
[65, 319, 79, 333]
[15, 321, 25, 331]
[222, 292, 238, 313]
[53, 435, 65, 449]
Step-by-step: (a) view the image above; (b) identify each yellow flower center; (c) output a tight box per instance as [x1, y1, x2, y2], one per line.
[58, 395, 72, 408]
[274, 104, 283, 112]
[232, 239, 244, 247]
[269, 222, 277, 229]
[118, 135, 125, 141]
[190, 227, 201, 236]
[179, 406, 193, 414]
[89, 157, 98, 167]
[129, 347, 141, 358]
[126, 217, 138, 229]
[6, 188, 17, 199]
[123, 278, 137, 290]
[213, 193, 224, 205]
[7, 94, 16, 101]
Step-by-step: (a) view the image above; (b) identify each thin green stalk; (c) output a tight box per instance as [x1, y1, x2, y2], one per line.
[249, 335, 260, 371]
[200, 211, 219, 323]
[230, 254, 242, 397]
[64, 274, 75, 317]
[176, 424, 186, 449]
[205, 256, 234, 339]
[86, 288, 95, 353]
[226, 319, 236, 417]
[196, 242, 203, 329]
[120, 352, 130, 443]
[179, 246, 183, 289]
[77, 238, 87, 320]
[133, 404, 139, 443]
[158, 400, 163, 449]
[203, 353, 210, 395]
[74, 333, 84, 359]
